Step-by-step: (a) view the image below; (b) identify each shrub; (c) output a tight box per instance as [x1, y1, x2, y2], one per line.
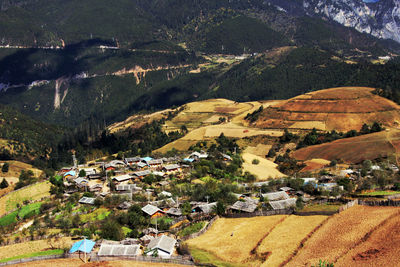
[252, 159, 260, 165]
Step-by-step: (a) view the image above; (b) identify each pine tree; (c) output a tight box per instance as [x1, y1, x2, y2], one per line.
[0, 178, 9, 189]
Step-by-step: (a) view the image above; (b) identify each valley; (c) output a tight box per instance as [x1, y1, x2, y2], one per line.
[0, 1, 400, 266]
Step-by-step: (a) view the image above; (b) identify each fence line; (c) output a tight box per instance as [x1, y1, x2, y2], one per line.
[223, 209, 293, 218]
[181, 215, 219, 241]
[338, 199, 358, 212]
[358, 199, 400, 206]
[0, 253, 65, 266]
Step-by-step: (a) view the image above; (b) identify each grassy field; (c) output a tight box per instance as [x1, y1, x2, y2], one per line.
[0, 202, 42, 226]
[0, 238, 72, 261]
[0, 181, 50, 216]
[359, 191, 400, 196]
[186, 216, 288, 265]
[178, 221, 206, 237]
[242, 152, 285, 180]
[0, 249, 64, 263]
[300, 203, 341, 213]
[0, 161, 43, 180]
[286, 206, 400, 266]
[80, 208, 110, 223]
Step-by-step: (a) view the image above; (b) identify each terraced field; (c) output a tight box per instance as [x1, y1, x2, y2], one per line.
[253, 87, 400, 132]
[187, 206, 400, 267]
[286, 206, 400, 266]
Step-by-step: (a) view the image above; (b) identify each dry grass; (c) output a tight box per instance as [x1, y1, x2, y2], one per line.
[244, 144, 272, 158]
[186, 216, 288, 265]
[293, 129, 400, 164]
[242, 152, 285, 180]
[0, 160, 43, 179]
[0, 238, 72, 260]
[286, 206, 400, 266]
[336, 213, 400, 266]
[0, 181, 50, 216]
[257, 215, 328, 267]
[16, 259, 187, 267]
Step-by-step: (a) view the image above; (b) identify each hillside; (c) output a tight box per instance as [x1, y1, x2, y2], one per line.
[251, 87, 400, 132]
[292, 129, 400, 164]
[187, 206, 400, 267]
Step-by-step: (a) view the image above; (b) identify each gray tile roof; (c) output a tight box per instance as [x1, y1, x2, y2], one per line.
[141, 204, 161, 216]
[79, 197, 95, 205]
[98, 244, 140, 256]
[147, 235, 176, 255]
[230, 199, 258, 213]
[262, 191, 289, 201]
[269, 198, 297, 210]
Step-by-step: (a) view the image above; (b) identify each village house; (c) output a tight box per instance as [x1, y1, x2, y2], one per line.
[89, 184, 103, 193]
[269, 198, 296, 210]
[136, 162, 148, 170]
[142, 204, 165, 218]
[112, 174, 132, 183]
[124, 157, 141, 166]
[132, 170, 151, 180]
[87, 174, 102, 180]
[166, 207, 182, 217]
[146, 235, 177, 259]
[230, 198, 258, 213]
[191, 202, 217, 214]
[98, 243, 141, 257]
[147, 159, 163, 168]
[262, 191, 289, 201]
[162, 164, 181, 174]
[143, 227, 159, 237]
[159, 191, 172, 198]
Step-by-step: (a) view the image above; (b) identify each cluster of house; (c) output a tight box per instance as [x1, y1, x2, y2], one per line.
[69, 234, 178, 259]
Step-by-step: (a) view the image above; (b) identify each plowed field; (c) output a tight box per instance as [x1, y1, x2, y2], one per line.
[285, 206, 400, 266]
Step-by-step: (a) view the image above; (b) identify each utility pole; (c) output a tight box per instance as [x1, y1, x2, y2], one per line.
[205, 195, 209, 204]
[83, 236, 87, 263]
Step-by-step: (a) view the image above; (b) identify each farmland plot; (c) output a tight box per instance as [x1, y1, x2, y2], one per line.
[285, 206, 400, 266]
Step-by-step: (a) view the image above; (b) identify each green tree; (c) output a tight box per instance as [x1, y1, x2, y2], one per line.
[0, 178, 9, 189]
[213, 201, 226, 215]
[296, 197, 304, 210]
[79, 169, 86, 177]
[1, 163, 9, 173]
[100, 219, 125, 241]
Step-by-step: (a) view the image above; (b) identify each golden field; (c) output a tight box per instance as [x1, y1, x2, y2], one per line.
[241, 152, 285, 180]
[186, 216, 288, 265]
[286, 206, 400, 266]
[257, 215, 328, 267]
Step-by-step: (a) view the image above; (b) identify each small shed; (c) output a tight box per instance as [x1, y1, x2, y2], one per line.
[69, 239, 96, 254]
[79, 197, 95, 205]
[118, 201, 132, 210]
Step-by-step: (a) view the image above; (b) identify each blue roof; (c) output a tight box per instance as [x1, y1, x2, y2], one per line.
[69, 239, 96, 253]
[64, 170, 76, 177]
[183, 158, 195, 163]
[141, 157, 153, 162]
